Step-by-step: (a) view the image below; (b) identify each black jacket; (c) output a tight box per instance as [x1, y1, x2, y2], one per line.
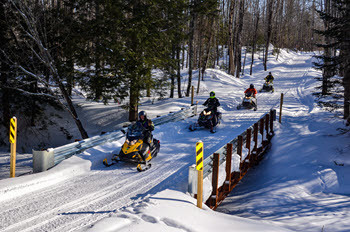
[137, 118, 154, 132]
[203, 97, 220, 112]
[265, 74, 274, 82]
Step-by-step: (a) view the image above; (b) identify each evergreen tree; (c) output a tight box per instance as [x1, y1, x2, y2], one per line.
[314, 0, 350, 120]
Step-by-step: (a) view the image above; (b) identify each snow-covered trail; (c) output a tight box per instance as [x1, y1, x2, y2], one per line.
[216, 54, 350, 232]
[0, 52, 315, 232]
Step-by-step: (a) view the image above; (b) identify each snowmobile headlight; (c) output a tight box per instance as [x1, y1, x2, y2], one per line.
[203, 110, 211, 116]
[130, 140, 137, 145]
[126, 139, 130, 144]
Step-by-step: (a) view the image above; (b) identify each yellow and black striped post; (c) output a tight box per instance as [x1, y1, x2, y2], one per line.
[9, 117, 17, 178]
[196, 141, 203, 208]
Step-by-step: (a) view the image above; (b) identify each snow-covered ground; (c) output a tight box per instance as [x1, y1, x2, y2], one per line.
[0, 49, 349, 232]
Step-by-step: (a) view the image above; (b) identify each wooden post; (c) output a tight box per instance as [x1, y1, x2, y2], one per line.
[246, 128, 252, 164]
[270, 109, 274, 135]
[196, 141, 204, 209]
[279, 93, 284, 123]
[253, 123, 258, 164]
[224, 144, 233, 192]
[260, 118, 264, 142]
[237, 135, 243, 171]
[211, 153, 220, 208]
[9, 117, 17, 178]
[191, 86, 194, 105]
[265, 114, 270, 139]
[253, 123, 258, 150]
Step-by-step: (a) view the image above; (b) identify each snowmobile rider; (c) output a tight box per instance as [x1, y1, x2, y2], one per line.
[244, 84, 258, 109]
[203, 91, 221, 130]
[265, 72, 274, 83]
[203, 91, 221, 113]
[137, 111, 154, 148]
[244, 84, 258, 98]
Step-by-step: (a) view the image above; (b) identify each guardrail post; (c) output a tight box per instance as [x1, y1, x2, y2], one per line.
[224, 143, 233, 192]
[246, 128, 252, 167]
[210, 153, 220, 208]
[33, 149, 55, 173]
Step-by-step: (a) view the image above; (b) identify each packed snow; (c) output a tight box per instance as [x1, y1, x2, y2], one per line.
[0, 49, 349, 232]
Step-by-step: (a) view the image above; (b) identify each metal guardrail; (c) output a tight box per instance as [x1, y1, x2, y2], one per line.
[33, 105, 197, 172]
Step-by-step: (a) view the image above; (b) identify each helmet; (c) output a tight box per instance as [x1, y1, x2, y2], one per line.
[250, 84, 254, 89]
[138, 111, 147, 119]
[269, 72, 272, 75]
[210, 91, 215, 98]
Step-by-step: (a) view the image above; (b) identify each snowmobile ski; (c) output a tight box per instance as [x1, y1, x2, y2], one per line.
[137, 163, 152, 172]
[103, 158, 116, 167]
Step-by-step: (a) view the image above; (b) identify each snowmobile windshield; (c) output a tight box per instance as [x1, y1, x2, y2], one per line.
[126, 123, 144, 141]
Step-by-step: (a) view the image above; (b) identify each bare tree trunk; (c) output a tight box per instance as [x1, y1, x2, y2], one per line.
[170, 49, 175, 98]
[264, 0, 274, 71]
[250, 3, 260, 76]
[322, 0, 331, 95]
[344, 64, 350, 119]
[181, 44, 185, 70]
[343, 1, 350, 119]
[58, 81, 89, 138]
[186, 0, 198, 97]
[234, 0, 245, 78]
[242, 47, 247, 75]
[201, 25, 214, 79]
[197, 31, 202, 94]
[228, 0, 236, 75]
[10, 0, 89, 139]
[94, 0, 102, 100]
[129, 85, 139, 122]
[177, 45, 182, 98]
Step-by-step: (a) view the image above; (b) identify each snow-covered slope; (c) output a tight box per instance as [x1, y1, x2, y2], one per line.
[0, 50, 349, 232]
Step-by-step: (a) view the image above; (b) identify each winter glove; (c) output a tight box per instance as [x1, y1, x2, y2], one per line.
[148, 120, 153, 126]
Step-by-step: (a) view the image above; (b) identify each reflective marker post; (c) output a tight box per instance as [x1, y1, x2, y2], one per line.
[196, 141, 203, 208]
[9, 117, 17, 178]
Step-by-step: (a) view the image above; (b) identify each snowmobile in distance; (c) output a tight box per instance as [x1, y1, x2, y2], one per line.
[103, 122, 160, 172]
[189, 107, 222, 133]
[259, 81, 274, 92]
[237, 92, 257, 111]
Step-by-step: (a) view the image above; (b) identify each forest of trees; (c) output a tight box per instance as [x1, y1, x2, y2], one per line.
[0, 0, 348, 141]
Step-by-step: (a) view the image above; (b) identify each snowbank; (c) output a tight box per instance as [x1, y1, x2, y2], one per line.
[79, 189, 291, 232]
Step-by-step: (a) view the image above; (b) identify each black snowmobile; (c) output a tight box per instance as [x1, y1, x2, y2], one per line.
[259, 81, 274, 92]
[189, 107, 222, 133]
[237, 92, 257, 111]
[103, 122, 160, 172]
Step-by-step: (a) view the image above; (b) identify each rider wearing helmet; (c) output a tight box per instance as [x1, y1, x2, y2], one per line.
[203, 91, 221, 113]
[203, 91, 221, 132]
[137, 111, 154, 147]
[265, 72, 274, 83]
[245, 84, 258, 98]
[244, 84, 258, 109]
